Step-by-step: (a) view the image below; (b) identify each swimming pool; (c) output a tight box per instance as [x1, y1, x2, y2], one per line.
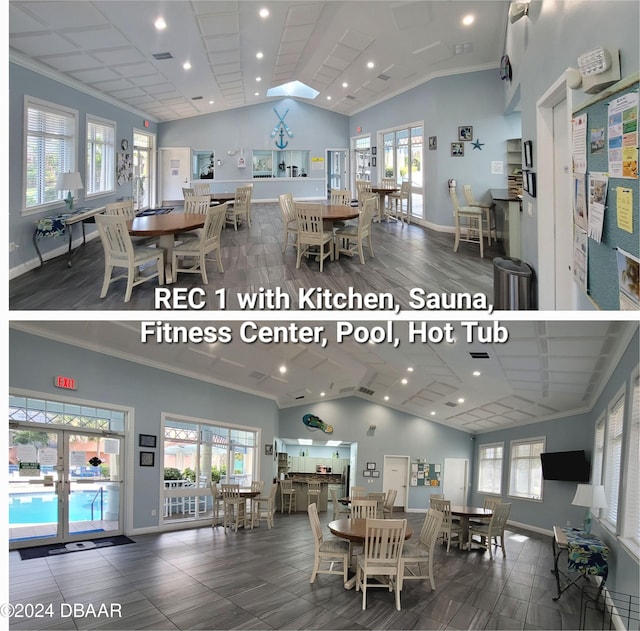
[9, 491, 110, 524]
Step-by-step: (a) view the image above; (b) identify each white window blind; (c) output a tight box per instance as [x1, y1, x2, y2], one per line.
[603, 393, 625, 530]
[509, 438, 545, 500]
[592, 415, 605, 517]
[622, 376, 639, 548]
[25, 98, 76, 209]
[478, 443, 503, 494]
[86, 117, 115, 196]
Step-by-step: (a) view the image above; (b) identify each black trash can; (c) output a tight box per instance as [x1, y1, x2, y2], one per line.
[493, 257, 534, 310]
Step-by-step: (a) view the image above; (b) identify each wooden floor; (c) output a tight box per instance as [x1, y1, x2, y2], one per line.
[9, 509, 595, 630]
[9, 203, 505, 311]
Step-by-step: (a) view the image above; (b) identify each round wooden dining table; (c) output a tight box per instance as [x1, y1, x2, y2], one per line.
[371, 184, 399, 221]
[129, 213, 206, 283]
[320, 203, 360, 222]
[449, 505, 492, 549]
[210, 192, 236, 204]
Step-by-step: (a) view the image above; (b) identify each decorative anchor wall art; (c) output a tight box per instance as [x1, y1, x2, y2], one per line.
[302, 413, 333, 434]
[270, 108, 294, 149]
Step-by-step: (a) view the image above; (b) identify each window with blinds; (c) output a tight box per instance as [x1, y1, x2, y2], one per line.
[592, 414, 605, 517]
[86, 116, 115, 196]
[25, 97, 77, 211]
[622, 375, 639, 551]
[508, 437, 545, 500]
[603, 390, 625, 531]
[477, 443, 503, 494]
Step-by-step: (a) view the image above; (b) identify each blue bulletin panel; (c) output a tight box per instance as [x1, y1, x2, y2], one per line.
[411, 462, 441, 487]
[573, 78, 639, 310]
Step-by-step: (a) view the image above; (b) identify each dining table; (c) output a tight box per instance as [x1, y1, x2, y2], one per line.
[370, 184, 400, 222]
[319, 203, 360, 258]
[210, 192, 237, 205]
[450, 505, 492, 549]
[328, 517, 413, 588]
[128, 212, 206, 283]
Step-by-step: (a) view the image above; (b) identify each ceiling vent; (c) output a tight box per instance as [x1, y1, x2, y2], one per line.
[377, 73, 391, 81]
[249, 370, 267, 380]
[346, 95, 356, 100]
[191, 96, 203, 101]
[339, 386, 355, 394]
[470, 351, 490, 359]
[445, 401, 458, 407]
[454, 42, 473, 55]
[152, 52, 174, 60]
[358, 386, 375, 396]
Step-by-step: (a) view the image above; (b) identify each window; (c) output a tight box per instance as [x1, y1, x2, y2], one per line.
[24, 97, 78, 212]
[602, 390, 625, 530]
[622, 374, 639, 552]
[508, 437, 545, 500]
[477, 443, 503, 494]
[86, 116, 115, 196]
[592, 414, 605, 489]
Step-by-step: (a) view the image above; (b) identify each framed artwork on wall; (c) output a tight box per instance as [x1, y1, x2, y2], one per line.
[140, 451, 155, 467]
[451, 142, 464, 157]
[428, 136, 437, 150]
[527, 171, 537, 197]
[363, 470, 372, 477]
[524, 140, 533, 167]
[458, 126, 473, 141]
[139, 434, 157, 448]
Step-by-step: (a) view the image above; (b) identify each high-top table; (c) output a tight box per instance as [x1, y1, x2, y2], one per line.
[371, 184, 400, 221]
[128, 213, 206, 283]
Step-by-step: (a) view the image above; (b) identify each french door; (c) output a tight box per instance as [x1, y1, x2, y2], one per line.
[9, 424, 124, 549]
[133, 130, 154, 211]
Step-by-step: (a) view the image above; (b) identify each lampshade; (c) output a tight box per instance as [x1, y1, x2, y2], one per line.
[56, 171, 83, 191]
[572, 484, 607, 509]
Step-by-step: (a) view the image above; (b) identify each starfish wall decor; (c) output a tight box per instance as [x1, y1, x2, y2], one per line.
[471, 139, 485, 150]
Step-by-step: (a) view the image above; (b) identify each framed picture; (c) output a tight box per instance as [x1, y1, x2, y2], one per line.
[522, 170, 529, 193]
[451, 142, 464, 157]
[524, 140, 533, 167]
[139, 451, 155, 467]
[428, 136, 437, 150]
[363, 470, 372, 477]
[527, 171, 537, 197]
[366, 462, 376, 470]
[371, 157, 377, 167]
[371, 470, 380, 478]
[458, 126, 473, 141]
[371, 146, 377, 156]
[264, 443, 273, 456]
[139, 434, 157, 448]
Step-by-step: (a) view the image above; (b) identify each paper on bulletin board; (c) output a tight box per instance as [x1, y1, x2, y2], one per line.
[608, 92, 639, 179]
[616, 248, 639, 310]
[573, 226, 588, 290]
[311, 157, 324, 171]
[572, 113, 588, 174]
[573, 174, 588, 231]
[588, 172, 608, 242]
[616, 187, 634, 233]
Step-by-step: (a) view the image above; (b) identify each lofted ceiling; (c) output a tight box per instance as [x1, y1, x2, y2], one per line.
[10, 320, 637, 434]
[9, 0, 509, 121]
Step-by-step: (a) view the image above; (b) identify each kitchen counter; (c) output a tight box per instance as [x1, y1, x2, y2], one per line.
[277, 476, 340, 512]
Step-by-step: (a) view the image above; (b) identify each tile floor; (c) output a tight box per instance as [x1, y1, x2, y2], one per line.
[9, 509, 599, 630]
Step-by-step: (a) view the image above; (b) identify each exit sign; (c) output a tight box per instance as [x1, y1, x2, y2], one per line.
[54, 375, 77, 390]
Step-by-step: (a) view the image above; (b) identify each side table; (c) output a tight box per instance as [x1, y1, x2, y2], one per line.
[33, 205, 105, 267]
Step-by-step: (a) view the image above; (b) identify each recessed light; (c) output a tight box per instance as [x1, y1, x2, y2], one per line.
[342, 82, 348, 88]
[320, 392, 325, 397]
[326, 96, 332, 100]
[367, 61, 375, 69]
[279, 365, 286, 374]
[254, 92, 260, 96]
[473, 370, 481, 377]
[430, 411, 436, 416]
[458, 397, 465, 403]
[208, 100, 214, 105]
[401, 378, 408, 385]
[384, 395, 389, 401]
[407, 367, 414, 372]
[154, 17, 166, 30]
[256, 76, 262, 82]
[183, 61, 191, 70]
[259, 8, 269, 18]
[256, 51, 264, 59]
[462, 14, 475, 26]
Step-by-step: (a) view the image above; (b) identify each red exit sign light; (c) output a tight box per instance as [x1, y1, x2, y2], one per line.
[54, 375, 77, 390]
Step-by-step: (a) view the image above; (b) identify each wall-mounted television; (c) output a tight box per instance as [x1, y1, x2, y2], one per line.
[540, 450, 590, 482]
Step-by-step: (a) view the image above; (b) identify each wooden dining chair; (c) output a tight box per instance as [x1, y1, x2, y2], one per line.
[383, 489, 397, 518]
[278, 192, 297, 253]
[330, 189, 352, 205]
[307, 503, 350, 584]
[330, 487, 350, 520]
[351, 486, 367, 499]
[468, 502, 511, 559]
[388, 181, 411, 223]
[350, 499, 378, 519]
[104, 200, 135, 219]
[280, 479, 296, 514]
[430, 498, 464, 551]
[95, 214, 164, 303]
[367, 492, 387, 518]
[193, 182, 211, 197]
[463, 184, 496, 244]
[294, 202, 334, 272]
[210, 482, 225, 527]
[400, 508, 444, 591]
[220, 483, 247, 532]
[171, 204, 226, 283]
[449, 187, 484, 258]
[335, 196, 376, 263]
[252, 483, 278, 529]
[225, 186, 252, 230]
[356, 518, 407, 610]
[182, 187, 196, 198]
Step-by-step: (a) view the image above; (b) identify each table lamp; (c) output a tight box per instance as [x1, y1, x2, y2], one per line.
[572, 484, 607, 534]
[56, 172, 83, 210]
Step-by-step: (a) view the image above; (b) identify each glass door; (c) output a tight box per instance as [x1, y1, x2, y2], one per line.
[327, 149, 348, 193]
[133, 131, 153, 210]
[9, 425, 124, 549]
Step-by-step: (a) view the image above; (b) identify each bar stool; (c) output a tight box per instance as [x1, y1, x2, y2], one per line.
[280, 479, 296, 513]
[307, 481, 322, 507]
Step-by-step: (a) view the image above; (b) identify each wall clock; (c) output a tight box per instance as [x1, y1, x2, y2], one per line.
[121, 139, 129, 150]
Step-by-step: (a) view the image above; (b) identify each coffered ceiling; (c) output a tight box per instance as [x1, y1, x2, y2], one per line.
[11, 320, 637, 434]
[9, 1, 509, 121]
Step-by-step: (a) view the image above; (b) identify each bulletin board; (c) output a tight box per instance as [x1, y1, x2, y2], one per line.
[572, 77, 639, 310]
[410, 462, 441, 487]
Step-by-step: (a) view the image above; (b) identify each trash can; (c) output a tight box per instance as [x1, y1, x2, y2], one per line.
[493, 257, 534, 309]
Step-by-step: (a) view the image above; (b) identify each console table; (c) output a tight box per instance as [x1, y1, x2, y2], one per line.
[552, 526, 608, 601]
[33, 205, 105, 267]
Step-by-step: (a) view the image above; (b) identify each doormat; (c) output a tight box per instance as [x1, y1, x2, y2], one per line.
[18, 536, 135, 560]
